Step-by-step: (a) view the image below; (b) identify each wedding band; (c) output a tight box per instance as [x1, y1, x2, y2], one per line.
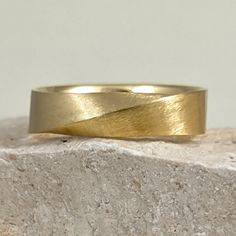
[29, 84, 207, 139]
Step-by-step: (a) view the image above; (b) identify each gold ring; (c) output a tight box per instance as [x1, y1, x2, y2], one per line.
[29, 84, 207, 139]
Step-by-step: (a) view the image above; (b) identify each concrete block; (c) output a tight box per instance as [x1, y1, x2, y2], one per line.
[0, 117, 235, 236]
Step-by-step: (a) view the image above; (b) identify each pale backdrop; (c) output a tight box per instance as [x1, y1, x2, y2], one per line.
[0, 0, 235, 128]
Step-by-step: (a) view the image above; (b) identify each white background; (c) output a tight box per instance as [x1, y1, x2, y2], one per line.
[0, 0, 235, 128]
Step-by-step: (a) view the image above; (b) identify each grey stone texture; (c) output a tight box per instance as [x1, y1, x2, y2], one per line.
[0, 117, 236, 236]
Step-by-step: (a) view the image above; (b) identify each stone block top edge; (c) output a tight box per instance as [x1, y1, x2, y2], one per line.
[0, 117, 236, 172]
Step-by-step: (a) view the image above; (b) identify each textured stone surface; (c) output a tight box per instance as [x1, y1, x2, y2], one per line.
[0, 117, 236, 236]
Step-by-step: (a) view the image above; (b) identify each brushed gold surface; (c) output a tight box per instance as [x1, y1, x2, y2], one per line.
[29, 84, 207, 139]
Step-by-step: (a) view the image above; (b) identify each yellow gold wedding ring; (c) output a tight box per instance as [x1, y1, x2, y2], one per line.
[29, 84, 207, 139]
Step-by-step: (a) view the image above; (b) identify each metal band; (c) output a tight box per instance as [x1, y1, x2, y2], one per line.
[29, 84, 207, 139]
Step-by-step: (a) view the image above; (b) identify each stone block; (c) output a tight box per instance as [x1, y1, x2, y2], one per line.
[0, 118, 235, 235]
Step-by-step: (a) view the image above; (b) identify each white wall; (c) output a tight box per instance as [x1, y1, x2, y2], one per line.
[0, 0, 235, 128]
